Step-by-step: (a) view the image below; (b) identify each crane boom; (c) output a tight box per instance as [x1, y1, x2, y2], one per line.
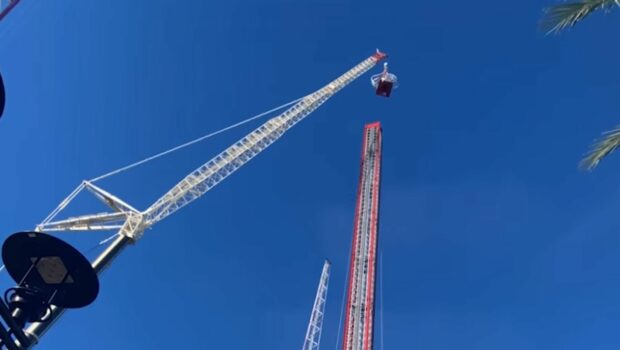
[144, 51, 387, 227]
[302, 260, 331, 350]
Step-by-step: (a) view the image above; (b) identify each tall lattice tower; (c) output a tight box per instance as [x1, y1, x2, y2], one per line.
[342, 122, 382, 350]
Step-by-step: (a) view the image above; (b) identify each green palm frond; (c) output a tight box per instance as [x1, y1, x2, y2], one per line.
[541, 0, 617, 34]
[580, 125, 620, 170]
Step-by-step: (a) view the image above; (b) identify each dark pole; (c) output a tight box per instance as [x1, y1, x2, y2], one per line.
[0, 300, 30, 349]
[0, 322, 18, 350]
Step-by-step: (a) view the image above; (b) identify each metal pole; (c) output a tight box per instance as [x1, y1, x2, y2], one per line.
[0, 299, 30, 349]
[23, 234, 133, 348]
[0, 324, 19, 350]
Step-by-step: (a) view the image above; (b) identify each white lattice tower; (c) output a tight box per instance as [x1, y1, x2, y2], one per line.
[303, 260, 331, 350]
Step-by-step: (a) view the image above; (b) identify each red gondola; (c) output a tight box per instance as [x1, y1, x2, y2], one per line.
[370, 62, 399, 98]
[375, 79, 393, 97]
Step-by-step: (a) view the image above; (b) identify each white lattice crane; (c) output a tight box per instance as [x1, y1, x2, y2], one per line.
[302, 260, 331, 350]
[22, 50, 388, 348]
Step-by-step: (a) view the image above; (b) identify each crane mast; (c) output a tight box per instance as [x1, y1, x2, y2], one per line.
[302, 260, 331, 350]
[25, 51, 387, 348]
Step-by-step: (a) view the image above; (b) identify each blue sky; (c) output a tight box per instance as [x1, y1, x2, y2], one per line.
[1, 0, 620, 349]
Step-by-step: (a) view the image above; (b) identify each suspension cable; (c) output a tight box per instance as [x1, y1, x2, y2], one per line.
[97, 232, 121, 246]
[39, 182, 86, 225]
[0, 0, 42, 43]
[89, 97, 304, 183]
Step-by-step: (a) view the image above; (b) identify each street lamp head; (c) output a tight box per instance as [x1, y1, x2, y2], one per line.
[2, 232, 99, 327]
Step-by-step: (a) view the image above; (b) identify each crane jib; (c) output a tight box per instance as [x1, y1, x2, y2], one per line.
[143, 51, 388, 228]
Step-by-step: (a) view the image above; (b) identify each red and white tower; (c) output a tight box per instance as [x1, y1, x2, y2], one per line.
[342, 122, 382, 350]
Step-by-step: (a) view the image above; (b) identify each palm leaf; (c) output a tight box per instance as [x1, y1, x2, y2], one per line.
[580, 126, 620, 170]
[541, 0, 616, 34]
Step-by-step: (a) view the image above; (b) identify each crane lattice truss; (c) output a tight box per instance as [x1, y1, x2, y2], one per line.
[302, 260, 330, 350]
[37, 51, 388, 239]
[0, 0, 20, 20]
[24, 51, 387, 348]
[342, 123, 382, 350]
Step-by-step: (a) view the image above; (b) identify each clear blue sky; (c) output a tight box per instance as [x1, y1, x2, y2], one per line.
[1, 0, 620, 349]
